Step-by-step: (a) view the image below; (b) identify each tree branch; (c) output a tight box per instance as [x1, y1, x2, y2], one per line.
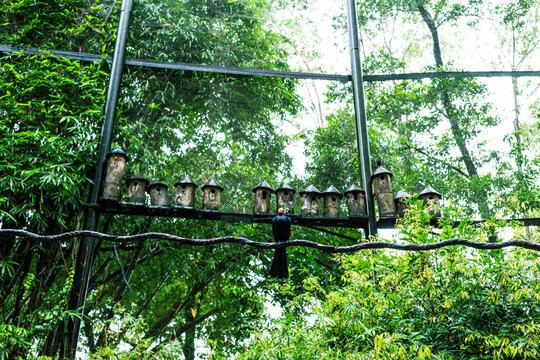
[134, 268, 172, 318]
[1, 229, 539, 253]
[158, 307, 219, 348]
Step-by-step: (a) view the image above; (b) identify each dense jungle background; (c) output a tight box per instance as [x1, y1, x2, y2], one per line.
[1, 0, 539, 358]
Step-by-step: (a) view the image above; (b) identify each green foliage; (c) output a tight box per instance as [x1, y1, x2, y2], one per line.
[306, 0, 540, 221]
[357, 0, 485, 25]
[0, 0, 117, 52]
[240, 206, 540, 359]
[0, 0, 305, 358]
[0, 324, 31, 360]
[0, 53, 105, 231]
[1, 0, 538, 359]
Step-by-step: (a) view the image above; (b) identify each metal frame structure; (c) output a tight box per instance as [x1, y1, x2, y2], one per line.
[1, 1, 540, 358]
[60, 0, 134, 357]
[0, 0, 519, 357]
[56, 0, 375, 356]
[3, 43, 540, 81]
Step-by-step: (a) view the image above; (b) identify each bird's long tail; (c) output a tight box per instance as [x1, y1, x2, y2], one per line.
[270, 248, 288, 279]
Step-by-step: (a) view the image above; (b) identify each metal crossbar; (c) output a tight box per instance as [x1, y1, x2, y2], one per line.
[2, 44, 540, 82]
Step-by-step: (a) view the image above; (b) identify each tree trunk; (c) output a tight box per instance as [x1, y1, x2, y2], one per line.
[417, 4, 491, 219]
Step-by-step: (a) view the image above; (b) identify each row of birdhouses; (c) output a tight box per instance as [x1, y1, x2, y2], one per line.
[100, 148, 441, 218]
[371, 161, 442, 218]
[99, 149, 369, 217]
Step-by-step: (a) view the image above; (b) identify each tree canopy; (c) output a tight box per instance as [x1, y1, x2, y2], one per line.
[0, 0, 539, 359]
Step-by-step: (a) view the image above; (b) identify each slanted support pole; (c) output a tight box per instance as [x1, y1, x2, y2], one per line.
[346, 0, 377, 237]
[61, 0, 133, 358]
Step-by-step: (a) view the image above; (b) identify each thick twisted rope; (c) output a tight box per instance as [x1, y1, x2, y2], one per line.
[1, 229, 538, 253]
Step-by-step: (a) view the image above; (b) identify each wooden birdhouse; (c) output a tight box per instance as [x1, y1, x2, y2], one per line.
[323, 185, 343, 217]
[201, 178, 224, 211]
[126, 175, 149, 205]
[299, 185, 321, 216]
[419, 185, 441, 216]
[394, 190, 411, 218]
[371, 159, 396, 217]
[147, 181, 169, 206]
[344, 184, 367, 216]
[252, 180, 273, 214]
[101, 148, 128, 201]
[173, 175, 198, 208]
[275, 182, 295, 214]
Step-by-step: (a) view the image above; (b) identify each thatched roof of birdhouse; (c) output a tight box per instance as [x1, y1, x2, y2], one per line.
[252, 180, 274, 193]
[344, 184, 365, 195]
[299, 184, 321, 195]
[394, 190, 411, 200]
[147, 181, 168, 191]
[175, 175, 198, 188]
[419, 185, 441, 197]
[276, 182, 296, 194]
[201, 177, 224, 191]
[323, 185, 343, 198]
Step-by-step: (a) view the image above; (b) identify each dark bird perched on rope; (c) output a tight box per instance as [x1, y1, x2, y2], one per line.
[270, 208, 291, 278]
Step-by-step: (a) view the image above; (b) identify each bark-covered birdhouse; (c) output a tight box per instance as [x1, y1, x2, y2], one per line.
[147, 181, 169, 206]
[275, 182, 295, 214]
[101, 148, 129, 201]
[394, 190, 411, 218]
[299, 185, 321, 216]
[201, 177, 224, 211]
[126, 175, 149, 205]
[252, 180, 273, 214]
[323, 185, 343, 217]
[173, 175, 198, 208]
[371, 159, 396, 217]
[344, 184, 367, 216]
[419, 185, 441, 216]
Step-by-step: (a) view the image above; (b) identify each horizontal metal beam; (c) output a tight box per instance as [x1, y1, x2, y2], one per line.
[87, 202, 369, 229]
[377, 216, 540, 228]
[364, 71, 540, 81]
[3, 44, 540, 82]
[88, 202, 540, 230]
[0, 44, 350, 82]
[124, 57, 351, 81]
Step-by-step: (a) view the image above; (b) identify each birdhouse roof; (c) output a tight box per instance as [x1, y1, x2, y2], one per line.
[201, 177, 224, 191]
[323, 185, 343, 197]
[252, 180, 274, 193]
[419, 185, 441, 198]
[299, 184, 321, 195]
[344, 184, 365, 195]
[147, 181, 168, 191]
[394, 190, 411, 200]
[371, 165, 392, 180]
[276, 182, 296, 194]
[127, 175, 149, 185]
[174, 175, 198, 188]
[106, 148, 129, 161]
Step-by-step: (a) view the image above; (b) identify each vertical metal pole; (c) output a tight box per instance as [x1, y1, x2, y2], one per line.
[61, 0, 133, 358]
[345, 0, 377, 236]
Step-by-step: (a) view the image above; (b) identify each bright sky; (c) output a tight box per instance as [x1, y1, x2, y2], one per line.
[269, 0, 539, 178]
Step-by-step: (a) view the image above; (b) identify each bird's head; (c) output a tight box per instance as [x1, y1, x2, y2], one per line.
[278, 208, 284, 214]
